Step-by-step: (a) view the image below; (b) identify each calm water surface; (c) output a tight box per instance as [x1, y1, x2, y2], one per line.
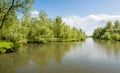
[0, 38, 120, 73]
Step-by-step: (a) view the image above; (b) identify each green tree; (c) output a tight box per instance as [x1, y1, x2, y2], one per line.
[93, 27, 103, 39]
[93, 20, 120, 41]
[114, 20, 120, 29]
[111, 33, 120, 41]
[0, 0, 35, 29]
[53, 16, 63, 38]
[101, 32, 111, 40]
[106, 21, 112, 29]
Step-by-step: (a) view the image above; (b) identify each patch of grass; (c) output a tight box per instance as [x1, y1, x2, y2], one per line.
[0, 41, 14, 53]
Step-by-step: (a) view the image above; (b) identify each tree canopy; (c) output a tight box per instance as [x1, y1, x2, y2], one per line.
[93, 20, 120, 41]
[0, 10, 87, 53]
[0, 0, 35, 29]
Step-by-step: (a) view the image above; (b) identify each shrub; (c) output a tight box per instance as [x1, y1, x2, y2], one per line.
[0, 41, 15, 53]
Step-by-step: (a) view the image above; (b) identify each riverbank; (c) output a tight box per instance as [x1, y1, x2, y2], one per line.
[0, 41, 15, 53]
[0, 37, 87, 54]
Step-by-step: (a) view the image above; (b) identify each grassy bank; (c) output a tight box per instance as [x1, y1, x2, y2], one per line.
[0, 41, 15, 53]
[0, 37, 87, 54]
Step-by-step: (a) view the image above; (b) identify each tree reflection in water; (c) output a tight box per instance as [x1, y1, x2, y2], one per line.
[0, 42, 83, 73]
[93, 39, 120, 60]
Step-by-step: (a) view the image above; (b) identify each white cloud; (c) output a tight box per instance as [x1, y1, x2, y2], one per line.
[30, 10, 39, 18]
[62, 14, 120, 35]
[31, 10, 39, 15]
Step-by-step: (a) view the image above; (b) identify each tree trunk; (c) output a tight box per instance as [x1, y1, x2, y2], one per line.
[0, 0, 15, 29]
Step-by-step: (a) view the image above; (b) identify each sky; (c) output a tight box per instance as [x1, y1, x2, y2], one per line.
[31, 0, 120, 35]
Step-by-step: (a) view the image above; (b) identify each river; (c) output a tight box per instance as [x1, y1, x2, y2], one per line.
[0, 38, 120, 73]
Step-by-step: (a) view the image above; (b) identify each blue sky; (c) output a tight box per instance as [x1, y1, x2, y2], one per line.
[33, 0, 120, 17]
[32, 0, 120, 35]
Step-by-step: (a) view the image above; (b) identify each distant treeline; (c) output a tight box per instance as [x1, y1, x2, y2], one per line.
[93, 20, 120, 41]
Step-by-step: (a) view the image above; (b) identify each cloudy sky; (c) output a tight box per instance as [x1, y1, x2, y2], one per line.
[31, 0, 120, 35]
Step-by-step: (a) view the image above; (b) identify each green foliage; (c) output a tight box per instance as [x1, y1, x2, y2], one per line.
[0, 41, 14, 53]
[27, 12, 87, 43]
[111, 33, 120, 41]
[0, 0, 87, 53]
[93, 20, 120, 41]
[106, 21, 112, 29]
[0, 11, 87, 44]
[93, 27, 104, 39]
[0, 8, 87, 53]
[101, 32, 111, 40]
[114, 20, 120, 29]
[0, 0, 35, 29]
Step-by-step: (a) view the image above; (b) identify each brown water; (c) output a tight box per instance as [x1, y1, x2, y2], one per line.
[0, 38, 120, 73]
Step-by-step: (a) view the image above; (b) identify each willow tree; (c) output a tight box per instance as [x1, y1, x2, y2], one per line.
[53, 16, 63, 38]
[0, 0, 35, 29]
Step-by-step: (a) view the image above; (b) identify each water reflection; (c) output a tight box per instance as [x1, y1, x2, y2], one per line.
[0, 42, 83, 73]
[0, 39, 120, 73]
[93, 39, 120, 60]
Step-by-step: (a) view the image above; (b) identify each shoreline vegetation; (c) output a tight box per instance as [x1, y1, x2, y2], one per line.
[0, 41, 15, 53]
[93, 20, 120, 41]
[0, 0, 87, 53]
